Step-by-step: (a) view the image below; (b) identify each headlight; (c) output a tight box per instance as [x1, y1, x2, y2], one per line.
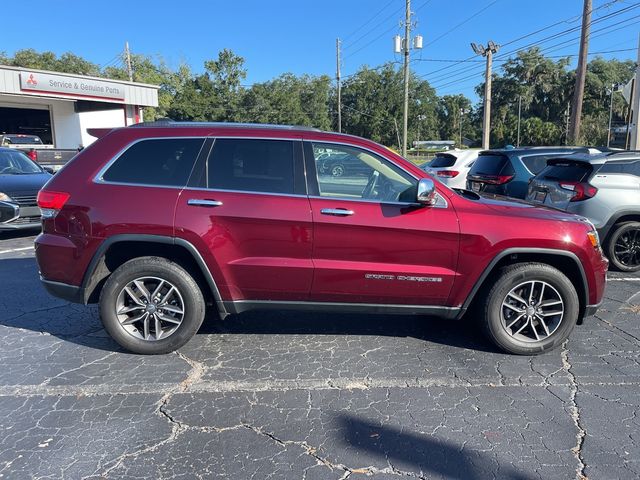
[587, 231, 600, 249]
[0, 192, 12, 202]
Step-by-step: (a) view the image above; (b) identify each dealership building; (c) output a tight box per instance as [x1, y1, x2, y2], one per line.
[0, 65, 159, 149]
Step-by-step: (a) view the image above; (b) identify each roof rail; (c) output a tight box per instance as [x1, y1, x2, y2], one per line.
[606, 150, 640, 157]
[130, 120, 322, 132]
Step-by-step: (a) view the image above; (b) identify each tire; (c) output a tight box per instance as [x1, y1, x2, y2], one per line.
[331, 164, 345, 177]
[99, 256, 205, 354]
[482, 263, 579, 355]
[606, 221, 640, 272]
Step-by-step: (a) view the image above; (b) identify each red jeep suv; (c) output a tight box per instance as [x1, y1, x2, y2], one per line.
[35, 122, 608, 355]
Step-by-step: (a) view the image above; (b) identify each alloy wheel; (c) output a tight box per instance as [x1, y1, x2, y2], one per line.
[115, 276, 185, 341]
[614, 228, 640, 268]
[500, 280, 564, 343]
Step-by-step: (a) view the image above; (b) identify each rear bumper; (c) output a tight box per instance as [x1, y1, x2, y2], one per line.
[40, 277, 85, 304]
[584, 302, 602, 317]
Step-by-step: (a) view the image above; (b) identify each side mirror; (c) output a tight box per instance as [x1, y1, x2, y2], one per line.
[43, 166, 55, 174]
[416, 178, 437, 205]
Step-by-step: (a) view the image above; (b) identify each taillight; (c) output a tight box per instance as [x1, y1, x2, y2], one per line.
[27, 149, 38, 161]
[477, 174, 514, 185]
[436, 170, 459, 178]
[37, 190, 70, 218]
[559, 182, 598, 202]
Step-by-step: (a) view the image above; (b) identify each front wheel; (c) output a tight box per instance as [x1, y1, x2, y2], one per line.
[482, 263, 579, 355]
[99, 256, 205, 354]
[607, 221, 640, 272]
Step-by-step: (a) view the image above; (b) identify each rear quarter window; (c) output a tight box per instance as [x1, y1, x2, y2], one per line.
[102, 138, 204, 186]
[520, 154, 557, 174]
[598, 160, 640, 176]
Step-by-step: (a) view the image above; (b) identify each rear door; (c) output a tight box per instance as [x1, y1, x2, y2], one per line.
[305, 141, 459, 306]
[175, 137, 314, 302]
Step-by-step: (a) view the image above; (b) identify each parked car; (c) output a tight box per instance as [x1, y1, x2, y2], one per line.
[0, 133, 79, 172]
[527, 151, 640, 272]
[421, 149, 480, 189]
[317, 150, 371, 177]
[36, 122, 607, 356]
[466, 147, 600, 198]
[0, 148, 52, 230]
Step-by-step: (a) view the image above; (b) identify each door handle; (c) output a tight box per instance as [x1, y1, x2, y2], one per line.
[187, 199, 223, 207]
[320, 208, 354, 216]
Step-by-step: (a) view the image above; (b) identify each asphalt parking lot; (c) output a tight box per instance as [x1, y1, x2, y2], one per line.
[1, 231, 639, 479]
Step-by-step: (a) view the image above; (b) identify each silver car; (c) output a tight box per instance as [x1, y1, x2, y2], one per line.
[527, 151, 640, 271]
[422, 149, 480, 189]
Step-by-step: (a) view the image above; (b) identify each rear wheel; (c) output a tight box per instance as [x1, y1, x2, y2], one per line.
[607, 221, 640, 272]
[99, 256, 205, 354]
[482, 263, 579, 355]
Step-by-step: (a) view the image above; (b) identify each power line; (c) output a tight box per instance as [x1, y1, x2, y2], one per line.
[424, 0, 501, 48]
[417, 0, 634, 81]
[342, 5, 403, 51]
[424, 4, 640, 87]
[341, 0, 397, 42]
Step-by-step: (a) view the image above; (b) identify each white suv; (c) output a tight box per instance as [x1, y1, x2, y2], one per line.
[422, 149, 479, 189]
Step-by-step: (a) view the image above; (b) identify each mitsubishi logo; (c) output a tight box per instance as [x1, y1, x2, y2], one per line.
[26, 74, 37, 86]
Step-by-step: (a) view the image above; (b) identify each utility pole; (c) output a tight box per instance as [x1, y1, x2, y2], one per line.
[336, 38, 342, 133]
[568, 0, 592, 144]
[459, 108, 464, 147]
[394, 0, 422, 156]
[565, 102, 571, 145]
[401, 0, 411, 157]
[471, 41, 500, 149]
[630, 33, 640, 149]
[125, 41, 133, 82]
[516, 96, 522, 147]
[607, 84, 616, 148]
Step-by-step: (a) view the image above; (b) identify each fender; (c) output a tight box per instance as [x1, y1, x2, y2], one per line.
[598, 210, 640, 243]
[456, 247, 589, 319]
[81, 234, 228, 318]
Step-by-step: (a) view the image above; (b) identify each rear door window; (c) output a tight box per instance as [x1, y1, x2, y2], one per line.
[539, 161, 593, 182]
[207, 138, 297, 194]
[429, 154, 456, 168]
[102, 138, 204, 186]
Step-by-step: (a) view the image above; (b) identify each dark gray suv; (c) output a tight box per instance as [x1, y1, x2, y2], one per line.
[527, 151, 640, 271]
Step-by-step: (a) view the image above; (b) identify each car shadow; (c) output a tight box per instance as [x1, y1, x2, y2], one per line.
[0, 256, 501, 354]
[201, 306, 500, 354]
[0, 228, 40, 241]
[334, 413, 533, 480]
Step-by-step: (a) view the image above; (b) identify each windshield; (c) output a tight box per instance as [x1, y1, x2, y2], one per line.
[0, 150, 43, 174]
[2, 135, 43, 145]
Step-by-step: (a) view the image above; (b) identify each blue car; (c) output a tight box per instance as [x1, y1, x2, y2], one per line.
[466, 147, 599, 199]
[0, 148, 53, 230]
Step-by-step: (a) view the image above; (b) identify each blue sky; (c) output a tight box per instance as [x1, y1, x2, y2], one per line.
[3, 0, 638, 100]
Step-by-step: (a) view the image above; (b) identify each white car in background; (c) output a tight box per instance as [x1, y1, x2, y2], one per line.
[422, 149, 480, 189]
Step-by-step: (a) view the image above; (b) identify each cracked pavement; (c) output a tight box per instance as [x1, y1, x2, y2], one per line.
[1, 232, 640, 479]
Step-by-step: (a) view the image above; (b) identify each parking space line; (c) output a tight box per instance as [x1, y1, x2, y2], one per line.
[0, 246, 34, 255]
[607, 277, 640, 281]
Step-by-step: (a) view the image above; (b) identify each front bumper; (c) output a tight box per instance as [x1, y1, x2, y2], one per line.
[0, 201, 41, 230]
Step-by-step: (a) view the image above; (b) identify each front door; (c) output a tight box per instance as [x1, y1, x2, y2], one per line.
[305, 141, 459, 306]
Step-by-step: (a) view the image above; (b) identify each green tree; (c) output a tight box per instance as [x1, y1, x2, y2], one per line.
[341, 64, 439, 148]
